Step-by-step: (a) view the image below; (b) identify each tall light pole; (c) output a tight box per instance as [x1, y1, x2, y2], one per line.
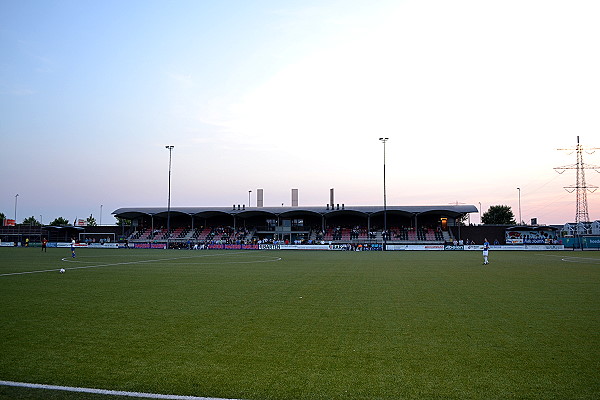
[248, 190, 252, 207]
[165, 145, 174, 249]
[517, 187, 522, 225]
[379, 138, 388, 250]
[14, 194, 19, 223]
[478, 202, 482, 224]
[100, 204, 103, 226]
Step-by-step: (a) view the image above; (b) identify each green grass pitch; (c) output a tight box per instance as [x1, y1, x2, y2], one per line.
[1, 247, 599, 400]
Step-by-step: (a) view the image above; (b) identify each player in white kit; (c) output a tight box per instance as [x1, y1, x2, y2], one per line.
[483, 238, 490, 265]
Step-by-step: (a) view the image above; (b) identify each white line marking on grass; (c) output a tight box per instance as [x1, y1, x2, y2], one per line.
[540, 254, 600, 264]
[0, 380, 241, 400]
[0, 267, 66, 277]
[0, 252, 282, 277]
[561, 257, 600, 264]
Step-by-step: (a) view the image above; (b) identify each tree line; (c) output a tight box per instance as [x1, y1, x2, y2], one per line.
[0, 214, 96, 226]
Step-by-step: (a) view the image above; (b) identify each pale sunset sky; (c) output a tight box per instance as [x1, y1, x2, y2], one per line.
[1, 0, 599, 225]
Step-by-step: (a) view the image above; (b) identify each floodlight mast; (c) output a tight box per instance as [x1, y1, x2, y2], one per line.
[379, 138, 388, 250]
[165, 145, 174, 249]
[517, 188, 521, 225]
[555, 136, 600, 223]
[14, 194, 19, 223]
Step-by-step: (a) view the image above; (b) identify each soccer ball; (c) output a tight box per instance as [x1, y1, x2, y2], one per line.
[60, 268, 65, 274]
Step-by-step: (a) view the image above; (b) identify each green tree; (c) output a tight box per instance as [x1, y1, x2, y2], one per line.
[0, 212, 5, 223]
[50, 217, 69, 226]
[86, 214, 97, 226]
[457, 213, 469, 226]
[116, 217, 132, 226]
[481, 205, 516, 225]
[22, 216, 41, 226]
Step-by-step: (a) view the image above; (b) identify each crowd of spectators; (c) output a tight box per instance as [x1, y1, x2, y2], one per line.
[131, 224, 451, 246]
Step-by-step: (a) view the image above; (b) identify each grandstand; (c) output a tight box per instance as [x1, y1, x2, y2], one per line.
[113, 205, 477, 246]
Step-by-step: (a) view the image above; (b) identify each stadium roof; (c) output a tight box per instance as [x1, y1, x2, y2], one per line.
[505, 225, 559, 231]
[113, 205, 478, 220]
[42, 226, 85, 231]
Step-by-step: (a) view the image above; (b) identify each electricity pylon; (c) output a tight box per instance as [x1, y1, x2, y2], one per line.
[554, 136, 600, 223]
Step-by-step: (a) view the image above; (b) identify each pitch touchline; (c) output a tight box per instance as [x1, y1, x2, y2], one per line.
[58, 255, 282, 271]
[0, 380, 241, 400]
[63, 251, 255, 261]
[0, 252, 282, 277]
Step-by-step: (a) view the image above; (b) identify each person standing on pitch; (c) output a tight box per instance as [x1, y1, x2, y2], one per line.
[483, 238, 490, 265]
[41, 237, 48, 252]
[71, 238, 76, 258]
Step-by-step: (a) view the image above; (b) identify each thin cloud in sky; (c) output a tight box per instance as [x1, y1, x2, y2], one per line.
[166, 72, 194, 89]
[215, 0, 600, 215]
[0, 0, 598, 225]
